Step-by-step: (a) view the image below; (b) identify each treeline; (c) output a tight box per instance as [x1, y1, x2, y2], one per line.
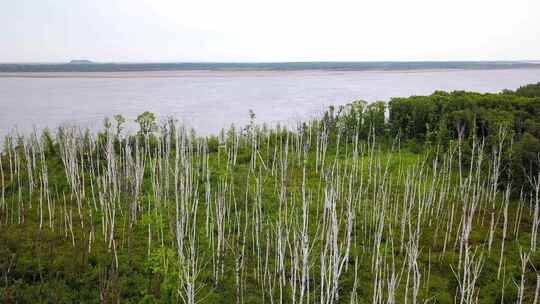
[325, 82, 540, 191]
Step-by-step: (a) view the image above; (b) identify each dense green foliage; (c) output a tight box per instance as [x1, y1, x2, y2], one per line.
[329, 82, 540, 191]
[515, 82, 540, 98]
[1, 83, 540, 303]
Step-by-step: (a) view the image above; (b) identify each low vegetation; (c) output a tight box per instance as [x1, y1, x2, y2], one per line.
[1, 83, 540, 303]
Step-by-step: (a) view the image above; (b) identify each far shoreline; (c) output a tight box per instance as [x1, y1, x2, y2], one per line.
[2, 66, 540, 79]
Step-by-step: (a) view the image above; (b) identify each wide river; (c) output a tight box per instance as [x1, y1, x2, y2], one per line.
[1, 68, 540, 138]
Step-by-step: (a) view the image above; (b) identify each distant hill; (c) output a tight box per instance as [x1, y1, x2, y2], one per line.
[68, 60, 94, 64]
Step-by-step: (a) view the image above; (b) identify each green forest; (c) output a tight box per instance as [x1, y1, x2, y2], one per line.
[1, 82, 540, 303]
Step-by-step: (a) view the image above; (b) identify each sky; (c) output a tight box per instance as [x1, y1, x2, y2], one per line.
[1, 0, 539, 63]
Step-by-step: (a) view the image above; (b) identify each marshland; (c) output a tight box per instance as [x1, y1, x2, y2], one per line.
[1, 82, 540, 303]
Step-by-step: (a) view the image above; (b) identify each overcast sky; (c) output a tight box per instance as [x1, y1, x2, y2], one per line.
[1, 0, 539, 62]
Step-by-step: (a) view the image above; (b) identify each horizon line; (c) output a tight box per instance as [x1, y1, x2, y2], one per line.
[1, 59, 540, 65]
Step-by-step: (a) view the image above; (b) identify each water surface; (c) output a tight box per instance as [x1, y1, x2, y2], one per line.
[1, 68, 540, 138]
